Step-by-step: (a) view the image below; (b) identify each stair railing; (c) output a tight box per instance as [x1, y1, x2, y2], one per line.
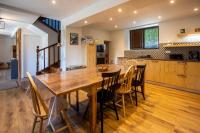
[36, 43, 61, 75]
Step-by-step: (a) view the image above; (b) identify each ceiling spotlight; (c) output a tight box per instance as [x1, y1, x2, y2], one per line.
[133, 10, 138, 14]
[52, 0, 56, 4]
[109, 17, 113, 21]
[133, 21, 136, 24]
[158, 16, 162, 19]
[114, 25, 118, 28]
[118, 8, 122, 13]
[170, 0, 175, 4]
[84, 20, 88, 24]
[194, 8, 199, 12]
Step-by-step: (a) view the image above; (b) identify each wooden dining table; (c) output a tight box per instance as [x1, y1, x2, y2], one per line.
[36, 64, 128, 133]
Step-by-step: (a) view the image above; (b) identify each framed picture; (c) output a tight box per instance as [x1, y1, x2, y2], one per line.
[70, 33, 79, 45]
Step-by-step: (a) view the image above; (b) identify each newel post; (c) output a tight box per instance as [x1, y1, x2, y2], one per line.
[36, 46, 39, 75]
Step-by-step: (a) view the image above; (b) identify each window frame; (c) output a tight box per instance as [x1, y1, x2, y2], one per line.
[130, 26, 159, 50]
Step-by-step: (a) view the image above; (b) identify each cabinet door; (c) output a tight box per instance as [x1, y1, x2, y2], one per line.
[145, 60, 161, 82]
[163, 61, 175, 85]
[185, 62, 200, 91]
[145, 60, 153, 81]
[175, 61, 186, 88]
[151, 60, 161, 82]
[164, 61, 186, 88]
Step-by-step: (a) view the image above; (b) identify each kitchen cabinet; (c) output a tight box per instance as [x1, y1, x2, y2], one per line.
[87, 44, 96, 68]
[185, 62, 200, 91]
[145, 60, 164, 83]
[120, 58, 200, 93]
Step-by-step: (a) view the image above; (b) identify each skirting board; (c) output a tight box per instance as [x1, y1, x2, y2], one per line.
[146, 80, 200, 95]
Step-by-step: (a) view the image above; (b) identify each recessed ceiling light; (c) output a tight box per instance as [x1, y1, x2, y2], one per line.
[114, 25, 118, 28]
[194, 8, 199, 12]
[170, 0, 175, 4]
[133, 21, 136, 24]
[52, 0, 56, 4]
[133, 10, 138, 14]
[109, 17, 113, 21]
[84, 20, 88, 24]
[118, 8, 122, 13]
[158, 16, 162, 19]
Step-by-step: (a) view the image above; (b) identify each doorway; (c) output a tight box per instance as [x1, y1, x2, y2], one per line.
[0, 35, 18, 90]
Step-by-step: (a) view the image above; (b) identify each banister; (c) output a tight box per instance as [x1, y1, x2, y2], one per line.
[36, 43, 61, 75]
[38, 43, 60, 52]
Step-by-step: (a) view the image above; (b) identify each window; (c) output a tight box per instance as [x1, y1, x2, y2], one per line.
[130, 26, 159, 49]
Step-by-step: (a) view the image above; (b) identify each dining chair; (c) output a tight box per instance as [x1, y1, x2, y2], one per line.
[83, 69, 121, 133]
[132, 65, 146, 106]
[99, 69, 121, 133]
[26, 72, 73, 133]
[116, 65, 135, 117]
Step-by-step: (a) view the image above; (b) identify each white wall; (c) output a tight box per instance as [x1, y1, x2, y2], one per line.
[65, 27, 85, 66]
[110, 15, 200, 63]
[109, 30, 128, 64]
[61, 26, 111, 67]
[34, 21, 58, 45]
[82, 27, 111, 42]
[159, 16, 200, 43]
[23, 35, 42, 77]
[0, 35, 15, 63]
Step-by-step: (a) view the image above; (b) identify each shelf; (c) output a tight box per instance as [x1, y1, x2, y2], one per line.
[177, 32, 200, 37]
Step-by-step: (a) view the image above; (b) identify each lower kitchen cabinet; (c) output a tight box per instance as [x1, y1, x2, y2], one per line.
[122, 58, 200, 93]
[145, 60, 200, 93]
[185, 62, 200, 91]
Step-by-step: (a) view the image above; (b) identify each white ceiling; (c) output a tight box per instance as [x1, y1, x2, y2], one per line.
[0, 5, 38, 36]
[0, 0, 98, 20]
[69, 0, 200, 31]
[0, 0, 103, 35]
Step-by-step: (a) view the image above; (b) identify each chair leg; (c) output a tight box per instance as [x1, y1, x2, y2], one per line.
[134, 86, 138, 106]
[122, 94, 126, 117]
[76, 91, 79, 112]
[68, 93, 71, 105]
[129, 93, 134, 105]
[112, 100, 119, 120]
[83, 103, 89, 119]
[39, 118, 43, 133]
[141, 85, 145, 100]
[100, 101, 104, 133]
[32, 116, 37, 133]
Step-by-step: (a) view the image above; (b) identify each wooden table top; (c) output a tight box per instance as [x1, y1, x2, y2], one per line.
[36, 64, 128, 96]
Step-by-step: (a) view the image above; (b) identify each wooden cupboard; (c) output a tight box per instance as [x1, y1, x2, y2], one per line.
[86, 44, 96, 68]
[128, 59, 200, 93]
[185, 62, 200, 91]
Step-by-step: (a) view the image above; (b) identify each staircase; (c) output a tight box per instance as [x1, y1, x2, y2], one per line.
[34, 17, 61, 75]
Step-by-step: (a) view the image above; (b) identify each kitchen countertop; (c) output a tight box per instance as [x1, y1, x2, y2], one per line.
[118, 57, 200, 62]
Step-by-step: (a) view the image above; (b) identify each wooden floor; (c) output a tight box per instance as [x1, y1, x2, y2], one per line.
[1, 83, 200, 133]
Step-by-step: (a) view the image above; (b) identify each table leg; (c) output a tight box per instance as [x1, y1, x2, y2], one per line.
[88, 87, 97, 133]
[47, 97, 56, 131]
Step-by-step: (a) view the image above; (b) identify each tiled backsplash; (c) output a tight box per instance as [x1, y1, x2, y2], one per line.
[124, 43, 200, 60]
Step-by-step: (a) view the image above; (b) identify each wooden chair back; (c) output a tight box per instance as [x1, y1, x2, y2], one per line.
[26, 72, 48, 116]
[101, 69, 121, 100]
[135, 65, 146, 85]
[122, 65, 135, 92]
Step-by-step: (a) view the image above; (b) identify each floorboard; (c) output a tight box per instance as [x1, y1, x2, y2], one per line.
[0, 83, 200, 133]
